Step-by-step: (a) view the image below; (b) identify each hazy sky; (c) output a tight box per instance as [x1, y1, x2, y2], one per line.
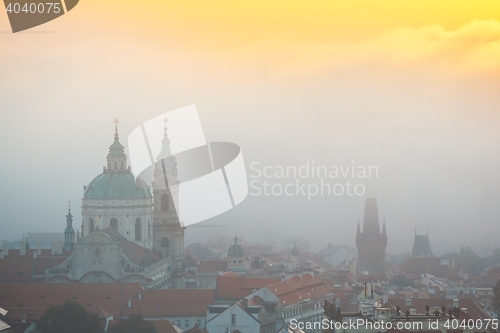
[1, 1, 500, 256]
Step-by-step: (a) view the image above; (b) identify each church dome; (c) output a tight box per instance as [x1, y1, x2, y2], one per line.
[250, 257, 263, 269]
[227, 236, 244, 257]
[83, 120, 152, 201]
[83, 173, 152, 200]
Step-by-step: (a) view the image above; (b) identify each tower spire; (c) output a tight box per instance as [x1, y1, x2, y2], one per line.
[107, 118, 127, 172]
[64, 200, 75, 251]
[157, 118, 173, 160]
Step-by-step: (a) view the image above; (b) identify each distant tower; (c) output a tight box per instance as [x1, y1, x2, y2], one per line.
[226, 236, 246, 273]
[411, 228, 432, 258]
[356, 198, 387, 275]
[64, 201, 75, 251]
[152, 119, 185, 289]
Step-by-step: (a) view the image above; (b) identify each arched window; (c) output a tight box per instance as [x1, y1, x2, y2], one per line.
[161, 194, 169, 211]
[135, 218, 142, 241]
[114, 162, 117, 170]
[161, 237, 169, 247]
[110, 218, 118, 232]
[121, 162, 123, 170]
[89, 217, 94, 233]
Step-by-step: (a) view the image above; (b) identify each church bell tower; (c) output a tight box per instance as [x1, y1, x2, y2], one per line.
[152, 119, 185, 289]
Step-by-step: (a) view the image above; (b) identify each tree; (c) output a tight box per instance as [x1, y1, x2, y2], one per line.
[109, 315, 157, 333]
[35, 300, 102, 333]
[493, 279, 500, 317]
[390, 275, 416, 289]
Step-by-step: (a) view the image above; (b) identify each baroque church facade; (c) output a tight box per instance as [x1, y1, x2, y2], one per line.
[48, 120, 185, 289]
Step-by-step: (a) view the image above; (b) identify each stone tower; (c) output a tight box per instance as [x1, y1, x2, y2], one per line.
[152, 119, 185, 289]
[356, 198, 387, 275]
[411, 228, 432, 258]
[64, 202, 75, 251]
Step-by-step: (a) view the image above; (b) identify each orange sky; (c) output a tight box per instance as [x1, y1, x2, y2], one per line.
[3, 0, 500, 78]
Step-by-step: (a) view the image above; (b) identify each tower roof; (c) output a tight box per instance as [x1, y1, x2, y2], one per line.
[227, 236, 244, 257]
[108, 118, 126, 158]
[157, 118, 173, 161]
[361, 197, 381, 235]
[411, 234, 433, 258]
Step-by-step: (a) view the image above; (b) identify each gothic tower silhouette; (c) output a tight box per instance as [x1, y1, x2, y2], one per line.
[152, 119, 185, 289]
[356, 198, 387, 275]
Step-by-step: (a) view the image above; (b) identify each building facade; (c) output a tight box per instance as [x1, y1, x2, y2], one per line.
[57, 120, 185, 288]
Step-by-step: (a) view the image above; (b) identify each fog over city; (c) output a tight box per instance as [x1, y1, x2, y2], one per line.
[1, 67, 500, 256]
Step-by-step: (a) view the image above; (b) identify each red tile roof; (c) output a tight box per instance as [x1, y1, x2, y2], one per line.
[151, 320, 178, 333]
[383, 298, 490, 320]
[266, 274, 333, 306]
[0, 283, 214, 319]
[101, 228, 161, 266]
[121, 289, 215, 317]
[216, 275, 280, 300]
[0, 250, 70, 283]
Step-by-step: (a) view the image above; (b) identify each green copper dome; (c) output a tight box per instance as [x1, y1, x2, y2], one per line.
[83, 172, 152, 200]
[227, 236, 244, 257]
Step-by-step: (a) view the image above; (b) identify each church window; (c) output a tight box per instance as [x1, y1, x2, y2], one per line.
[161, 194, 169, 211]
[135, 218, 142, 241]
[110, 218, 118, 232]
[114, 162, 117, 169]
[121, 162, 123, 169]
[231, 314, 236, 325]
[238, 260, 242, 264]
[161, 237, 169, 247]
[89, 218, 94, 233]
[232, 260, 236, 264]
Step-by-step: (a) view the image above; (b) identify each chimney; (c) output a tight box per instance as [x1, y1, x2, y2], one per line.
[461, 307, 467, 314]
[37, 242, 42, 256]
[453, 299, 459, 309]
[2, 241, 8, 256]
[138, 292, 142, 300]
[405, 299, 412, 307]
[20, 238, 26, 256]
[128, 298, 132, 308]
[51, 240, 63, 255]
